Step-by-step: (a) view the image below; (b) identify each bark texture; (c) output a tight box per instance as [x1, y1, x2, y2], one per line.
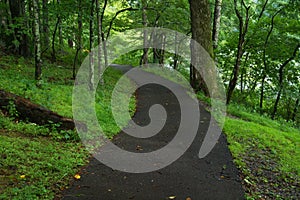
[212, 0, 222, 49]
[189, 0, 213, 95]
[0, 90, 82, 130]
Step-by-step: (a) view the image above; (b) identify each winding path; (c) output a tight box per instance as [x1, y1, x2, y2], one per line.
[62, 65, 244, 200]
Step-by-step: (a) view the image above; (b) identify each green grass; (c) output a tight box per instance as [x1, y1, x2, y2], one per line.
[0, 54, 136, 199]
[0, 112, 89, 199]
[0, 55, 136, 137]
[224, 104, 300, 199]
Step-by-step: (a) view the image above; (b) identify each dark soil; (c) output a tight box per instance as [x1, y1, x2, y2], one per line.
[61, 65, 244, 200]
[240, 148, 300, 199]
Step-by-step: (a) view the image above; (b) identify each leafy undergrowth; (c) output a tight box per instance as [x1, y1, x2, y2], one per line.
[0, 113, 89, 199]
[224, 105, 300, 199]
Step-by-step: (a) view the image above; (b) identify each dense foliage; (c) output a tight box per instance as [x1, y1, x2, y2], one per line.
[2, 0, 297, 125]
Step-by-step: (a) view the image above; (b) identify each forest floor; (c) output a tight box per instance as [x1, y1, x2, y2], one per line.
[61, 67, 245, 199]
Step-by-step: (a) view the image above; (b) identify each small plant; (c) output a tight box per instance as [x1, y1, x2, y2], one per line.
[5, 100, 19, 118]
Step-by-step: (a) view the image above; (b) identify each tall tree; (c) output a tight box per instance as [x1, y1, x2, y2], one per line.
[33, 0, 42, 82]
[226, 0, 250, 104]
[72, 0, 83, 79]
[189, 0, 213, 95]
[89, 0, 95, 91]
[42, 0, 49, 49]
[51, 0, 61, 62]
[8, 0, 30, 56]
[212, 0, 222, 50]
[96, 0, 104, 85]
[259, 9, 281, 111]
[140, 0, 149, 65]
[271, 44, 299, 119]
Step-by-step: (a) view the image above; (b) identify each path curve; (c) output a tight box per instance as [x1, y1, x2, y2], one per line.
[62, 65, 244, 199]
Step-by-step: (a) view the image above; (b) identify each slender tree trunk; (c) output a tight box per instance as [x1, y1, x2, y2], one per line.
[173, 31, 178, 70]
[89, 0, 95, 91]
[141, 0, 148, 66]
[159, 34, 166, 66]
[152, 13, 160, 64]
[212, 0, 222, 50]
[8, 0, 30, 56]
[57, 0, 63, 49]
[226, 0, 250, 104]
[101, 0, 108, 67]
[51, 0, 62, 62]
[259, 74, 266, 110]
[8, 0, 21, 54]
[33, 0, 42, 82]
[73, 0, 82, 79]
[42, 0, 49, 49]
[51, 17, 59, 62]
[189, 0, 214, 96]
[260, 9, 281, 111]
[240, 52, 249, 94]
[96, 0, 104, 85]
[20, 1, 30, 57]
[286, 98, 292, 122]
[58, 21, 63, 48]
[271, 44, 299, 119]
[292, 97, 299, 122]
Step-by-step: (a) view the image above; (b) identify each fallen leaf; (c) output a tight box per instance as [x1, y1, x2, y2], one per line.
[20, 175, 26, 179]
[74, 174, 81, 180]
[136, 145, 143, 151]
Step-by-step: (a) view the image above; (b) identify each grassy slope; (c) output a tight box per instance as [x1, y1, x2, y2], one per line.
[140, 67, 299, 199]
[225, 105, 299, 199]
[0, 126, 88, 199]
[0, 55, 135, 199]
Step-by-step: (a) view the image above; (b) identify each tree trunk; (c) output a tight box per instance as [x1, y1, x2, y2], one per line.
[96, 0, 104, 85]
[73, 0, 82, 79]
[189, 0, 213, 95]
[101, 0, 108, 67]
[173, 31, 179, 70]
[212, 0, 222, 50]
[141, 0, 148, 66]
[0, 90, 84, 130]
[33, 0, 42, 82]
[51, 17, 59, 62]
[159, 34, 166, 66]
[226, 0, 250, 104]
[89, 0, 95, 91]
[271, 44, 299, 119]
[259, 74, 266, 110]
[57, 0, 63, 49]
[8, 0, 30, 57]
[260, 9, 281, 111]
[292, 97, 299, 122]
[42, 0, 49, 49]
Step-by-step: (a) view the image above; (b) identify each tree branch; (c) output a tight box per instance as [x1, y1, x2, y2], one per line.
[106, 7, 138, 40]
[258, 0, 268, 20]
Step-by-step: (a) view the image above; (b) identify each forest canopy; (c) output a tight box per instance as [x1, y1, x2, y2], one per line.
[0, 0, 299, 126]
